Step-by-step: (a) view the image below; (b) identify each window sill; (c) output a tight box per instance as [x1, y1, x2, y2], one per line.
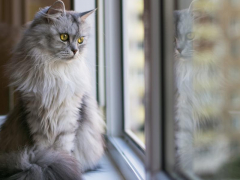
[107, 137, 145, 180]
[83, 152, 124, 180]
[0, 115, 6, 126]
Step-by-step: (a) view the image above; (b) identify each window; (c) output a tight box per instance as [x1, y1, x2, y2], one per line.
[104, 0, 146, 179]
[174, 0, 240, 179]
[122, 0, 145, 148]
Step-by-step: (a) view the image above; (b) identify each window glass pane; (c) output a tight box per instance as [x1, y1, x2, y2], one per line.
[174, 0, 240, 179]
[123, 0, 145, 146]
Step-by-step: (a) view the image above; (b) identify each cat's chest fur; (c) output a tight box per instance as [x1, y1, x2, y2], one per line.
[176, 60, 193, 98]
[26, 91, 82, 138]
[15, 57, 91, 151]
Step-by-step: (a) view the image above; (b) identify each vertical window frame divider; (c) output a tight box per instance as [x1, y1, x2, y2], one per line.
[162, 0, 176, 177]
[144, 0, 162, 178]
[144, 0, 177, 179]
[104, 0, 123, 137]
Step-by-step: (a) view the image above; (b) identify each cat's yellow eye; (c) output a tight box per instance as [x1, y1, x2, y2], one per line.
[78, 37, 84, 44]
[186, 32, 195, 40]
[60, 33, 69, 41]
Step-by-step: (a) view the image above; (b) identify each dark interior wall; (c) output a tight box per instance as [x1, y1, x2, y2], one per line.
[24, 0, 71, 22]
[0, 0, 71, 115]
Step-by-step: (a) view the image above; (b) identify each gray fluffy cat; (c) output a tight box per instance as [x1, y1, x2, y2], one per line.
[174, 9, 195, 171]
[0, 1, 104, 179]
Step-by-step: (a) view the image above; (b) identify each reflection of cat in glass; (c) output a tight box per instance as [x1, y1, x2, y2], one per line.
[174, 9, 196, 171]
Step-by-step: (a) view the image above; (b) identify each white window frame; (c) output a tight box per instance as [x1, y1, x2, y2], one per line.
[103, 0, 177, 179]
[104, 0, 146, 179]
[144, 0, 176, 179]
[75, 0, 188, 179]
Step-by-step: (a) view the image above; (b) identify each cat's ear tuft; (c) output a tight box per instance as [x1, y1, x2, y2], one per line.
[47, 0, 66, 16]
[191, 9, 206, 20]
[80, 9, 97, 21]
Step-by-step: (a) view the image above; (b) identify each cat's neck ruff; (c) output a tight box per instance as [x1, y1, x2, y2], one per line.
[10, 48, 91, 109]
[8, 48, 91, 138]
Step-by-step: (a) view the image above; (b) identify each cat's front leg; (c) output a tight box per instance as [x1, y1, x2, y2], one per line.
[73, 94, 105, 172]
[53, 131, 76, 154]
[31, 125, 76, 155]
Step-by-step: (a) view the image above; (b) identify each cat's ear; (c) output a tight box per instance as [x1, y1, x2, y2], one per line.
[191, 9, 206, 20]
[80, 9, 97, 21]
[47, 0, 65, 16]
[191, 9, 201, 19]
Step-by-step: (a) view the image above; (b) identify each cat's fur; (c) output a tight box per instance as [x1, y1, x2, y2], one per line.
[174, 9, 195, 170]
[174, 8, 224, 174]
[0, 1, 104, 179]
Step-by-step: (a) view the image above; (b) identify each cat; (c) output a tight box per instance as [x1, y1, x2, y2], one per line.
[174, 7, 224, 176]
[174, 9, 196, 172]
[0, 1, 105, 179]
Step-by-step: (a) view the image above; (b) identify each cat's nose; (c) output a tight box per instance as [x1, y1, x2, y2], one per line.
[72, 49, 78, 55]
[177, 48, 183, 53]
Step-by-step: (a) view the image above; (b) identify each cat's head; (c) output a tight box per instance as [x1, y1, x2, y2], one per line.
[174, 9, 195, 61]
[25, 0, 95, 61]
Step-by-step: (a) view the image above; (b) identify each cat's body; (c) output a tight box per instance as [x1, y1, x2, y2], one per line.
[174, 8, 224, 175]
[174, 9, 195, 170]
[0, 1, 104, 179]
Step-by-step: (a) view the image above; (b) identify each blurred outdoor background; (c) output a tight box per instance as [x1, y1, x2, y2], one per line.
[123, 0, 145, 145]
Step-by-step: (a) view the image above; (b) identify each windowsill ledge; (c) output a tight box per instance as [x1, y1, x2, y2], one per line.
[0, 115, 6, 126]
[83, 152, 124, 180]
[107, 137, 146, 180]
